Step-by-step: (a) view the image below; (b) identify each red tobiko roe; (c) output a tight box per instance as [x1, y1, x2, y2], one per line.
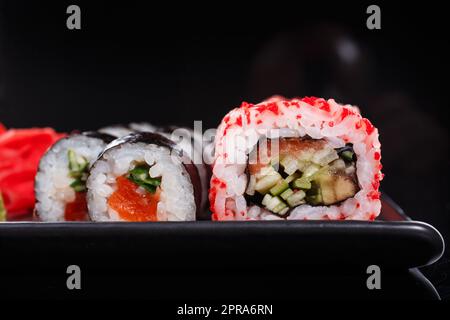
[0, 124, 66, 218]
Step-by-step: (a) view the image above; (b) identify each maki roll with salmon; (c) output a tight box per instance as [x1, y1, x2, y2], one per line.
[86, 132, 202, 221]
[99, 122, 211, 217]
[35, 132, 115, 221]
[210, 97, 383, 221]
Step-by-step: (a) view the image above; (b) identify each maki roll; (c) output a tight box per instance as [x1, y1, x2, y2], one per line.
[86, 132, 202, 221]
[100, 122, 211, 217]
[210, 97, 383, 221]
[35, 132, 115, 221]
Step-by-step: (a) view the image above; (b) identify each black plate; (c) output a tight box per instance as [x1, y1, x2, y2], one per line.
[0, 195, 444, 270]
[0, 194, 445, 300]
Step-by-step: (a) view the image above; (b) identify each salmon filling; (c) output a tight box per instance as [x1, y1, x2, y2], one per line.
[245, 137, 359, 216]
[107, 164, 162, 221]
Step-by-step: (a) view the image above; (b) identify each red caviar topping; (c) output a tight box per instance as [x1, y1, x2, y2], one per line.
[301, 96, 330, 112]
[369, 213, 376, 221]
[328, 121, 334, 127]
[256, 119, 263, 124]
[367, 191, 380, 200]
[372, 181, 380, 190]
[240, 101, 252, 109]
[235, 116, 242, 127]
[362, 119, 375, 135]
[209, 187, 217, 212]
[319, 102, 330, 112]
[240, 102, 253, 124]
[340, 107, 355, 121]
[223, 123, 232, 135]
[291, 101, 300, 108]
[374, 151, 381, 161]
[266, 102, 279, 115]
[255, 102, 279, 115]
[356, 202, 360, 208]
[301, 96, 319, 105]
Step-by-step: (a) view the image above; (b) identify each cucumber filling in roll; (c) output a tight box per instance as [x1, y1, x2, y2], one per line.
[245, 137, 359, 217]
[65, 149, 90, 220]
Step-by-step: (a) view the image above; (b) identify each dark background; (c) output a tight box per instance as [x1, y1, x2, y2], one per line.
[0, 1, 449, 299]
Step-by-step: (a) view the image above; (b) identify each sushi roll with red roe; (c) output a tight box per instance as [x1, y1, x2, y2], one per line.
[35, 132, 115, 221]
[209, 97, 382, 221]
[86, 132, 202, 221]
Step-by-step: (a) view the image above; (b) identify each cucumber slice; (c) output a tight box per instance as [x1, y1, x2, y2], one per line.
[306, 192, 323, 205]
[68, 149, 88, 172]
[286, 190, 306, 207]
[280, 188, 294, 200]
[302, 164, 320, 178]
[273, 202, 287, 213]
[341, 150, 354, 162]
[278, 207, 289, 216]
[266, 196, 283, 211]
[292, 177, 312, 190]
[261, 194, 273, 207]
[312, 148, 339, 166]
[270, 156, 280, 169]
[70, 179, 87, 192]
[280, 156, 298, 175]
[129, 165, 161, 189]
[255, 172, 282, 194]
[270, 180, 289, 196]
[284, 172, 300, 184]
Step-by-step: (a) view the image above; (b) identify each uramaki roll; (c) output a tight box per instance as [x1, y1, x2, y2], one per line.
[209, 97, 383, 221]
[86, 132, 202, 221]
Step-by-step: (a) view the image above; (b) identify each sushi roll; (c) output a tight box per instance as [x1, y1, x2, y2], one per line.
[100, 122, 212, 217]
[35, 132, 115, 221]
[210, 97, 383, 221]
[86, 132, 202, 221]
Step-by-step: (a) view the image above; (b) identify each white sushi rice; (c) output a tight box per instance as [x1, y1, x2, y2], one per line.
[35, 135, 108, 221]
[87, 142, 196, 221]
